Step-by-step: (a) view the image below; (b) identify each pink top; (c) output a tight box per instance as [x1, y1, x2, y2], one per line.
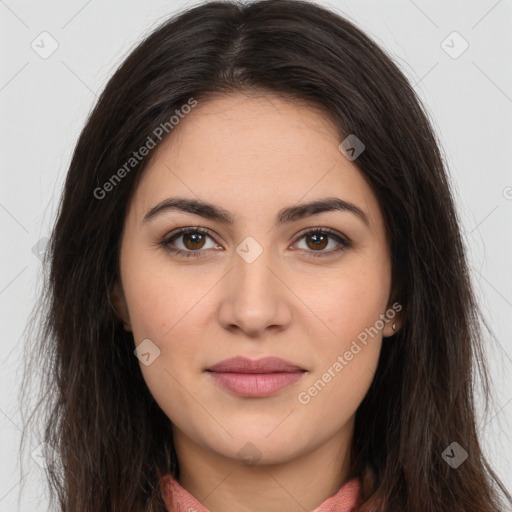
[159, 472, 362, 512]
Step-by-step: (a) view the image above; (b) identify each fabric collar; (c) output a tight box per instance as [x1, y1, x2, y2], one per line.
[158, 472, 361, 512]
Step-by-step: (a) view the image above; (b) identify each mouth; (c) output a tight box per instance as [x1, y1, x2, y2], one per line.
[206, 356, 307, 398]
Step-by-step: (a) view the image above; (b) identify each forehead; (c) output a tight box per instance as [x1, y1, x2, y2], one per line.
[128, 92, 383, 234]
[166, 92, 342, 162]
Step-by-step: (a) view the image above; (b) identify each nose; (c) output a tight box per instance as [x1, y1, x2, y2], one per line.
[216, 246, 293, 338]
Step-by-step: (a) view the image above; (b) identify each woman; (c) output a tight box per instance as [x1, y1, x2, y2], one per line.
[20, 0, 512, 511]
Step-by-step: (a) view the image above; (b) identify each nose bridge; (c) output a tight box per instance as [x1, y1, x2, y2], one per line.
[233, 237, 277, 304]
[217, 236, 291, 335]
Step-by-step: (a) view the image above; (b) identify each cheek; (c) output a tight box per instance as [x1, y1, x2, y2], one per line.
[295, 274, 386, 422]
[122, 266, 212, 425]
[122, 258, 219, 402]
[307, 291, 384, 390]
[123, 255, 211, 341]
[303, 261, 391, 345]
[297, 255, 390, 403]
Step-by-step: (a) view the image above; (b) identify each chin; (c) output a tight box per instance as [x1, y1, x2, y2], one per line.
[208, 430, 308, 466]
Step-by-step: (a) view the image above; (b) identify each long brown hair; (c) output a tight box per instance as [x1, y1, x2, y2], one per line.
[19, 1, 512, 510]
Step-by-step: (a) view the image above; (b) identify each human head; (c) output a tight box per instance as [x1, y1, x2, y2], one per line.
[22, 1, 511, 511]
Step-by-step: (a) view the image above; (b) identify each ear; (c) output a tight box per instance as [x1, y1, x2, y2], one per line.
[382, 300, 403, 338]
[110, 282, 132, 332]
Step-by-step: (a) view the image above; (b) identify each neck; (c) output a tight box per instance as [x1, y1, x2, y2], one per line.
[172, 419, 354, 512]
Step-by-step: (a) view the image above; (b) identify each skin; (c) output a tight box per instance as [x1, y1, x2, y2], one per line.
[112, 92, 401, 512]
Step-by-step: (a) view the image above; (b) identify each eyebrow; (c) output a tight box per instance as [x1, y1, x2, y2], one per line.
[143, 196, 370, 228]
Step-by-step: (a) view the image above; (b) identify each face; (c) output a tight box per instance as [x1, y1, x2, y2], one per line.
[112, 92, 400, 468]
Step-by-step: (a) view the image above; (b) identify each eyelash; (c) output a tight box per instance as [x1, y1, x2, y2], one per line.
[159, 226, 351, 259]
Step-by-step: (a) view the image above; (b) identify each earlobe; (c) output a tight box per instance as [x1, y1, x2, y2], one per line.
[383, 319, 400, 338]
[110, 282, 132, 332]
[383, 299, 402, 338]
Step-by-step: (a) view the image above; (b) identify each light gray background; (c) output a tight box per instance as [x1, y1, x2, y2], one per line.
[1, 0, 511, 510]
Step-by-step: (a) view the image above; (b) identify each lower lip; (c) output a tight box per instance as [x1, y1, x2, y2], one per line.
[207, 371, 305, 397]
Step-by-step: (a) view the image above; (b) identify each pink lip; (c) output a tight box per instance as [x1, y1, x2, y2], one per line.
[206, 356, 306, 398]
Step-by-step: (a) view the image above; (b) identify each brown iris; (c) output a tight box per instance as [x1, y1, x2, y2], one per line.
[182, 233, 206, 250]
[305, 233, 328, 251]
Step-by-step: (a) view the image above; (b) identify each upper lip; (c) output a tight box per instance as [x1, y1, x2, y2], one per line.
[207, 356, 305, 373]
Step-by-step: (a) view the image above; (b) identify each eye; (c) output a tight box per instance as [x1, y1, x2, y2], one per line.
[292, 227, 351, 258]
[159, 227, 220, 258]
[159, 226, 351, 259]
